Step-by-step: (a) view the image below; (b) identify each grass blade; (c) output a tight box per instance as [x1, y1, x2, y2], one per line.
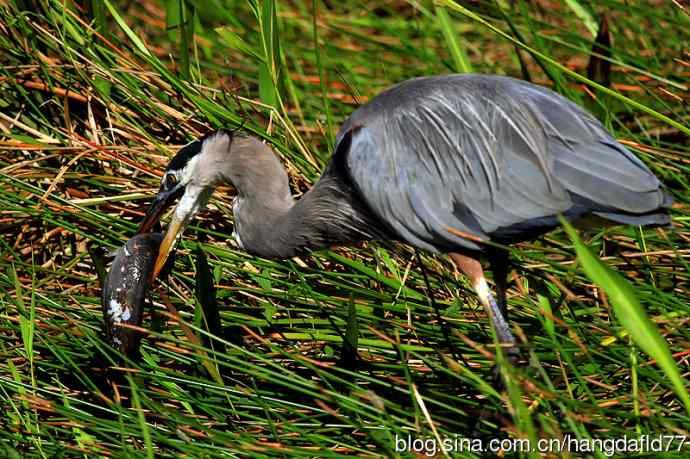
[435, 5, 473, 73]
[564, 0, 598, 36]
[562, 218, 690, 415]
[1, 0, 688, 455]
[441, 0, 690, 136]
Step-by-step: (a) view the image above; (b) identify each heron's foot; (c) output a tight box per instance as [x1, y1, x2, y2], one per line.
[471, 348, 521, 438]
[491, 345, 521, 384]
[500, 343, 521, 365]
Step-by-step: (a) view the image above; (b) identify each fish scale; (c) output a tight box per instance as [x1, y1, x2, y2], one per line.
[101, 233, 163, 357]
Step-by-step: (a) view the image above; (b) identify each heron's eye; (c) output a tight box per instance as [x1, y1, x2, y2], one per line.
[164, 174, 178, 190]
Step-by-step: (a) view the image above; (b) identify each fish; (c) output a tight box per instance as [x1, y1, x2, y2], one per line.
[101, 233, 163, 357]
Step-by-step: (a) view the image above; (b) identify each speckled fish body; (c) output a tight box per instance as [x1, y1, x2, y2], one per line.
[101, 233, 162, 356]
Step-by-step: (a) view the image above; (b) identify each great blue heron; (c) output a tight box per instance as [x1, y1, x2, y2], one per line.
[139, 74, 672, 355]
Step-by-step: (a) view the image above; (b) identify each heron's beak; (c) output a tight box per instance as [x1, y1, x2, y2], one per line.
[138, 185, 185, 281]
[138, 187, 183, 235]
[151, 210, 186, 280]
[148, 185, 213, 281]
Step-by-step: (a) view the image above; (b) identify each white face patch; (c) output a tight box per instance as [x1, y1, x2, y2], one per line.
[183, 132, 231, 188]
[175, 184, 212, 220]
[163, 131, 230, 240]
[172, 149, 217, 223]
[180, 153, 202, 185]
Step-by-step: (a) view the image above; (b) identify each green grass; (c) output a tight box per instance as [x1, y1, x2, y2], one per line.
[1, 0, 689, 457]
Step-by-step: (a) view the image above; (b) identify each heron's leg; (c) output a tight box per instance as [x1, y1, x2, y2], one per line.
[487, 247, 509, 318]
[449, 252, 517, 356]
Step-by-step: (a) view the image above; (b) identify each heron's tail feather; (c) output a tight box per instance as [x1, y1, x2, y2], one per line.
[592, 190, 673, 227]
[593, 210, 671, 227]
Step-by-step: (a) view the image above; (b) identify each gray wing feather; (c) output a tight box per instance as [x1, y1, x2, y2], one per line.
[518, 84, 665, 213]
[338, 74, 667, 252]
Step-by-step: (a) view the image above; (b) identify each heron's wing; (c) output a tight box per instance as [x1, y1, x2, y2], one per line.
[336, 75, 669, 252]
[336, 84, 575, 253]
[516, 83, 666, 214]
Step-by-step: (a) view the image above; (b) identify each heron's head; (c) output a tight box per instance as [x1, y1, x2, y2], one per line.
[139, 129, 234, 279]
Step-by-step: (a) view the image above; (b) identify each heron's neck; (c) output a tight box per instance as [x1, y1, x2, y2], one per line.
[233, 172, 382, 259]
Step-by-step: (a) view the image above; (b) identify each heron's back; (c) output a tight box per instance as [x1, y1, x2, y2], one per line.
[334, 74, 671, 252]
